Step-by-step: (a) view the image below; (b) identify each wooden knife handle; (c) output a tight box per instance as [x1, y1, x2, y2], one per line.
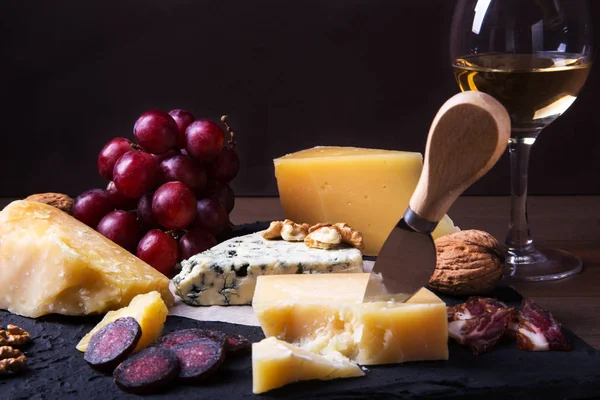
[409, 91, 510, 223]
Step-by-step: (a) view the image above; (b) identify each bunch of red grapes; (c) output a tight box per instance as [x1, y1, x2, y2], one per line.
[71, 109, 240, 276]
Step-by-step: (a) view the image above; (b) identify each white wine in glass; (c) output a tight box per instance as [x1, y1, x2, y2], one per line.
[450, 0, 593, 281]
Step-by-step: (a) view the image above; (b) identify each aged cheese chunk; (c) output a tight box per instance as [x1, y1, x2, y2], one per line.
[253, 273, 448, 365]
[172, 231, 363, 306]
[274, 146, 460, 255]
[0, 201, 173, 318]
[252, 336, 364, 394]
[76, 291, 168, 353]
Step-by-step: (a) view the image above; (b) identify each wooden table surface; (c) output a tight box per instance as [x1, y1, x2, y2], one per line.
[230, 195, 600, 350]
[2, 196, 599, 350]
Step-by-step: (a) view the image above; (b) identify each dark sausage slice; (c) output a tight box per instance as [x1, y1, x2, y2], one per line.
[114, 347, 180, 394]
[154, 328, 226, 349]
[84, 317, 141, 372]
[170, 338, 225, 383]
[224, 333, 251, 356]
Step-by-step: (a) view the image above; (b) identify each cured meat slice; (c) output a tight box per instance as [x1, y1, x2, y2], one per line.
[517, 298, 570, 351]
[154, 328, 226, 350]
[114, 347, 180, 394]
[447, 297, 508, 321]
[170, 338, 225, 382]
[506, 311, 519, 339]
[83, 317, 141, 372]
[448, 307, 513, 355]
[225, 333, 251, 356]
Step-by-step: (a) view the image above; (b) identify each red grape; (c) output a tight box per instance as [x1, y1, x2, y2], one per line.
[137, 192, 160, 229]
[97, 138, 133, 181]
[72, 189, 114, 228]
[205, 181, 235, 213]
[168, 109, 195, 149]
[160, 155, 207, 195]
[179, 228, 217, 260]
[207, 147, 240, 182]
[133, 110, 179, 154]
[152, 182, 197, 230]
[137, 229, 179, 276]
[96, 210, 141, 252]
[193, 198, 228, 235]
[184, 120, 224, 161]
[113, 150, 160, 198]
[152, 148, 180, 164]
[106, 181, 138, 210]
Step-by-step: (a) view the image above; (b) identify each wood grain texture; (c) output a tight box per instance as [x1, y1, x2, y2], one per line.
[1, 196, 599, 349]
[410, 92, 510, 222]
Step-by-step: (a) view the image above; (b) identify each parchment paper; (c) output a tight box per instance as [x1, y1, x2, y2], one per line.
[168, 260, 375, 326]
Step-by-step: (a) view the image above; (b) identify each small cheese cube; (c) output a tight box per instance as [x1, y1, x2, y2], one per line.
[274, 146, 460, 256]
[253, 273, 448, 365]
[252, 337, 364, 394]
[76, 291, 168, 353]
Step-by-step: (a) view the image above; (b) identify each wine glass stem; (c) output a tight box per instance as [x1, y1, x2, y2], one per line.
[505, 136, 536, 254]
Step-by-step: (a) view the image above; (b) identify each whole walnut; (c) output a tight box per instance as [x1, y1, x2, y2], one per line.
[25, 193, 74, 213]
[428, 230, 504, 295]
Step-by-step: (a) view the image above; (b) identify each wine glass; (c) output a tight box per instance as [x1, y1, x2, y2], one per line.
[449, 0, 593, 281]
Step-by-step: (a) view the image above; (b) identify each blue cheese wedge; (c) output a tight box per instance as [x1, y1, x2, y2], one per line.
[172, 231, 363, 306]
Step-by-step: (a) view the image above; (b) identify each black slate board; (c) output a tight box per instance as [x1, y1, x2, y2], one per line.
[2, 222, 600, 399]
[2, 290, 600, 400]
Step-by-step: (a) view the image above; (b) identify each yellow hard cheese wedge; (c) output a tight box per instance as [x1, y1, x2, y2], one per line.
[253, 273, 448, 365]
[0, 200, 173, 318]
[252, 337, 364, 394]
[274, 146, 460, 255]
[76, 291, 168, 353]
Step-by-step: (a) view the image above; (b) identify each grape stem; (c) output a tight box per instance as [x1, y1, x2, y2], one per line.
[131, 143, 143, 151]
[165, 229, 185, 241]
[220, 115, 236, 148]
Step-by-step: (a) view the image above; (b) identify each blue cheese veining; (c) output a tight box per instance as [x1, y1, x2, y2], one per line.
[172, 231, 363, 306]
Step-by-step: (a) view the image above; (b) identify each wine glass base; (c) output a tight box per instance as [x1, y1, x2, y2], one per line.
[503, 246, 583, 282]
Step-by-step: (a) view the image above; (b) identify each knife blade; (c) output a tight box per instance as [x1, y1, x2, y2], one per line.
[364, 91, 511, 302]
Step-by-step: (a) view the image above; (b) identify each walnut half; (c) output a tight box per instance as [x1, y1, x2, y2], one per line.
[0, 346, 26, 374]
[304, 225, 342, 249]
[428, 230, 504, 295]
[262, 221, 285, 240]
[281, 220, 310, 241]
[334, 223, 364, 250]
[262, 220, 310, 241]
[0, 325, 31, 347]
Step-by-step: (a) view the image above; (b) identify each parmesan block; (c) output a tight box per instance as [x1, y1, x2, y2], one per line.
[252, 337, 364, 394]
[253, 273, 448, 365]
[274, 146, 460, 255]
[0, 200, 173, 318]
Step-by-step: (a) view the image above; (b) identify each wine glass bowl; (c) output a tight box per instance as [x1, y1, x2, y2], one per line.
[450, 0, 593, 281]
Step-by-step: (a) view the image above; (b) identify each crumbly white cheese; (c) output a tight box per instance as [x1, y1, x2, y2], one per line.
[172, 231, 363, 306]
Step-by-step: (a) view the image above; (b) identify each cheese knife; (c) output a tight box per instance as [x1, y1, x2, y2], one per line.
[365, 91, 511, 302]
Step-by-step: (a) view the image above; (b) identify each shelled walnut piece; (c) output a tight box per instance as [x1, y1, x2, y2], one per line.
[428, 230, 504, 295]
[25, 192, 74, 213]
[305, 225, 342, 249]
[0, 325, 31, 346]
[263, 220, 310, 241]
[262, 220, 364, 250]
[0, 325, 30, 375]
[0, 346, 27, 374]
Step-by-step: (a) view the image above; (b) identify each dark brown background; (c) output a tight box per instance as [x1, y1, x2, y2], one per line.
[1, 0, 599, 197]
